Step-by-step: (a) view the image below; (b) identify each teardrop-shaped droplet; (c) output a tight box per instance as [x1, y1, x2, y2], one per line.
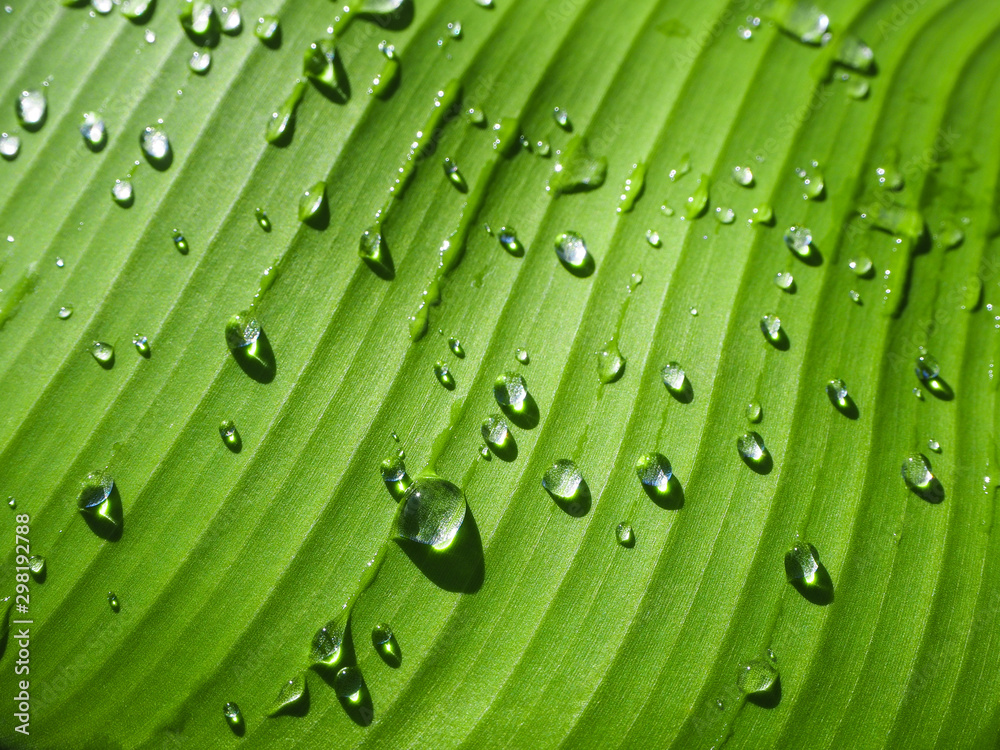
[7, 497, 15, 509]
[785, 542, 820, 584]
[737, 658, 779, 695]
[737, 432, 767, 463]
[434, 360, 455, 389]
[547, 136, 607, 196]
[901, 453, 934, 491]
[90, 341, 115, 365]
[16, 90, 46, 131]
[494, 372, 528, 410]
[80, 112, 107, 151]
[394, 476, 466, 549]
[928, 439, 941, 453]
[254, 207, 272, 232]
[448, 337, 465, 358]
[773, 271, 794, 291]
[515, 348, 530, 365]
[0, 132, 20, 161]
[140, 125, 171, 168]
[617, 162, 646, 214]
[78, 470, 114, 510]
[596, 338, 626, 384]
[635, 452, 672, 493]
[132, 334, 150, 357]
[784, 225, 813, 257]
[748, 203, 773, 226]
[225, 310, 262, 350]
[310, 615, 346, 668]
[760, 314, 782, 344]
[554, 231, 593, 275]
[848, 255, 873, 277]
[552, 106, 571, 130]
[746, 401, 762, 423]
[683, 174, 709, 219]
[223, 702, 244, 734]
[299, 181, 327, 223]
[732, 165, 754, 187]
[27, 554, 45, 580]
[836, 34, 875, 73]
[669, 153, 691, 181]
[179, 0, 219, 44]
[107, 591, 120, 612]
[443, 157, 467, 191]
[615, 523, 635, 548]
[372, 623, 401, 666]
[380, 451, 410, 497]
[465, 105, 486, 126]
[915, 352, 940, 383]
[481, 415, 510, 452]
[498, 227, 523, 256]
[334, 666, 365, 703]
[255, 14, 281, 44]
[769, 1, 829, 44]
[796, 161, 825, 200]
[189, 48, 212, 74]
[219, 419, 241, 449]
[661, 361, 687, 394]
[715, 207, 735, 224]
[120, 0, 154, 21]
[267, 673, 308, 716]
[58, 305, 73, 320]
[848, 289, 862, 305]
[303, 39, 347, 98]
[172, 230, 189, 255]
[111, 179, 134, 207]
[221, 4, 242, 34]
[542, 459, 585, 502]
[645, 229, 662, 248]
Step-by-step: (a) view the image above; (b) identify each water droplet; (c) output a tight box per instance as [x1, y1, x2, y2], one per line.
[535, 139, 551, 157]
[737, 432, 767, 463]
[795, 161, 824, 200]
[370, 40, 400, 97]
[27, 554, 45, 580]
[915, 352, 940, 383]
[635, 452, 672, 493]
[268, 673, 308, 716]
[221, 5, 242, 34]
[661, 361, 687, 395]
[846, 76, 869, 99]
[596, 338, 626, 383]
[901, 453, 938, 498]
[465, 105, 486, 126]
[848, 255, 873, 277]
[552, 106, 571, 131]
[548, 136, 607, 196]
[334, 665, 365, 704]
[189, 49, 212, 74]
[715, 207, 736, 224]
[380, 452, 411, 497]
[616, 523, 635, 548]
[223, 702, 244, 734]
[219, 419, 241, 450]
[434, 360, 455, 389]
[542, 459, 585, 502]
[107, 591, 120, 613]
[443, 157, 467, 191]
[90, 341, 115, 365]
[497, 226, 523, 256]
[172, 230, 189, 255]
[554, 231, 593, 275]
[732, 165, 754, 187]
[111, 179, 134, 207]
[748, 203, 773, 226]
[494, 372, 528, 411]
[299, 181, 327, 223]
[53, 257, 65, 269]
[304, 38, 347, 98]
[179, 0, 219, 44]
[661, 204, 675, 217]
[394, 477, 466, 549]
[836, 34, 875, 73]
[58, 305, 73, 320]
[120, 0, 153, 20]
[254, 207, 272, 232]
[144, 28, 156, 43]
[848, 289, 862, 305]
[645, 229, 661, 248]
[737, 657, 779, 696]
[255, 15, 281, 44]
[668, 153, 690, 181]
[131, 334, 150, 357]
[746, 401, 762, 423]
[6, 497, 14, 509]
[80, 112, 107, 151]
[770, 1, 829, 44]
[515, 348, 530, 365]
[683, 174, 709, 219]
[447, 19, 462, 38]
[448, 337, 465, 358]
[784, 225, 813, 257]
[0, 132, 20, 161]
[372, 623, 401, 666]
[617, 162, 646, 214]
[928, 439, 941, 453]
[760, 314, 784, 345]
[875, 160, 904, 191]
[773, 271, 795, 291]
[913, 387, 924, 400]
[473, 0, 494, 6]
[225, 310, 262, 350]
[481, 414, 511, 451]
[140, 125, 172, 168]
[16, 90, 46, 131]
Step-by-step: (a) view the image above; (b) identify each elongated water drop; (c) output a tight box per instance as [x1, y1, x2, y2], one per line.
[494, 372, 527, 410]
[738, 432, 767, 463]
[0, 132, 20, 161]
[498, 227, 523, 256]
[769, 1, 829, 44]
[225, 310, 261, 350]
[732, 165, 754, 187]
[80, 112, 107, 151]
[223, 702, 244, 734]
[773, 271, 794, 291]
[266, 80, 307, 144]
[172, 230, 188, 254]
[112, 179, 134, 207]
[901, 453, 934, 492]
[448, 337, 465, 358]
[28, 555, 45, 580]
[785, 543, 819, 583]
[268, 674, 308, 717]
[915, 352, 939, 383]
[189, 49, 212, 74]
[303, 39, 347, 99]
[481, 415, 511, 451]
[684, 174, 709, 219]
[58, 305, 73, 320]
[443, 157, 467, 191]
[132, 334, 150, 357]
[796, 161, 824, 200]
[179, 0, 219, 45]
[543, 459, 585, 503]
[219, 419, 241, 450]
[515, 348, 530, 364]
[90, 341, 114, 365]
[616, 523, 635, 548]
[646, 229, 661, 248]
[635, 452, 672, 493]
[617, 162, 646, 213]
[596, 338, 626, 383]
[661, 361, 687, 395]
[928, 439, 941, 453]
[6, 497, 14, 509]
[668, 153, 690, 181]
[746, 401, 762, 423]
[434, 361, 455, 389]
[394, 477, 466, 550]
[254, 207, 271, 232]
[760, 313, 783, 345]
[299, 181, 327, 223]
[552, 106, 571, 130]
[372, 623, 401, 666]
[140, 125, 171, 168]
[554, 231, 593, 275]
[16, 90, 46, 131]
[107, 591, 120, 612]
[548, 136, 607, 195]
[221, 4, 242, 34]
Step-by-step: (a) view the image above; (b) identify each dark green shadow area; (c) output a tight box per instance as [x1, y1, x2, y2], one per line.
[270, 684, 310, 718]
[223, 434, 242, 454]
[337, 672, 374, 727]
[785, 553, 835, 606]
[644, 474, 684, 510]
[740, 448, 773, 476]
[666, 378, 693, 404]
[910, 476, 945, 504]
[79, 486, 123, 542]
[361, 240, 395, 281]
[488, 433, 518, 462]
[499, 394, 539, 430]
[747, 676, 782, 709]
[396, 503, 484, 593]
[765, 328, 790, 351]
[558, 253, 595, 278]
[372, 631, 402, 669]
[231, 331, 277, 384]
[792, 243, 822, 267]
[547, 480, 591, 518]
[310, 57, 351, 105]
[384, 475, 411, 501]
[828, 392, 859, 420]
[302, 200, 330, 230]
[94, 351, 115, 370]
[926, 376, 954, 401]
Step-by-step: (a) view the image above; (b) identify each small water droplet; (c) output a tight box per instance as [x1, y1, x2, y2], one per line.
[848, 289, 862, 305]
[443, 157, 467, 191]
[254, 207, 272, 232]
[372, 623, 401, 666]
[434, 360, 455, 389]
[732, 165, 754, 187]
[773, 271, 795, 291]
[107, 591, 120, 612]
[494, 371, 528, 410]
[268, 674, 308, 716]
[535, 139, 551, 157]
[661, 361, 687, 395]
[616, 523, 635, 548]
[55, 257, 65, 268]
[465, 105, 485, 126]
[27, 554, 45, 580]
[80, 112, 107, 151]
[225, 310, 262, 350]
[645, 229, 661, 248]
[913, 387, 924, 400]
[0, 132, 20, 161]
[334, 665, 365, 703]
[6, 497, 14, 509]
[543, 459, 586, 504]
[635, 452, 672, 493]
[497, 226, 523, 256]
[760, 314, 783, 344]
[172, 230, 189, 255]
[58, 305, 73, 320]
[848, 255, 873, 277]
[16, 90, 46, 131]
[552, 106, 571, 130]
[845, 76, 870, 99]
[144, 28, 156, 43]
[668, 153, 691, 181]
[554, 231, 593, 274]
[189, 48, 212, 74]
[219, 419, 241, 450]
[737, 657, 779, 695]
[683, 174, 709, 219]
[299, 181, 327, 223]
[715, 206, 735, 224]
[617, 162, 646, 214]
[448, 337, 465, 358]
[111, 179, 134, 207]
[548, 136, 607, 195]
[661, 204, 675, 217]
[395, 477, 466, 549]
[131, 334, 150, 357]
[481, 415, 511, 453]
[748, 203, 773, 226]
[221, 5, 242, 34]
[737, 432, 767, 463]
[90, 341, 115, 365]
[515, 348, 530, 365]
[140, 125, 171, 168]
[928, 439, 941, 453]
[784, 225, 813, 258]
[255, 15, 281, 44]
[689, 306, 698, 316]
[785, 543, 820, 584]
[223, 702, 244, 734]
[746, 401, 762, 423]
[796, 161, 825, 200]
[901, 453, 937, 496]
[596, 338, 626, 384]
[836, 34, 875, 73]
[915, 352, 940, 383]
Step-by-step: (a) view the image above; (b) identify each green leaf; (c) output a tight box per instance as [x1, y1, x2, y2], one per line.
[1, 0, 999, 747]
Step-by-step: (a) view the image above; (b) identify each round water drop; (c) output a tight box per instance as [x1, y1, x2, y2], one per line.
[223, 702, 244, 734]
[937, 219, 965, 250]
[732, 165, 754, 187]
[552, 106, 571, 130]
[515, 348, 530, 365]
[27, 554, 45, 580]
[646, 229, 661, 248]
[616, 523, 635, 548]
[494, 372, 528, 410]
[760, 313, 782, 344]
[79, 470, 114, 510]
[901, 453, 934, 491]
[299, 181, 327, 223]
[746, 401, 762, 423]
[847, 77, 870, 99]
[334, 666, 364, 703]
[55, 257, 65, 268]
[172, 230, 189, 254]
[92, 0, 113, 14]
[221, 5, 242, 35]
[132, 334, 150, 357]
[785, 543, 818, 583]
[465, 106, 485, 126]
[737, 658, 779, 696]
[140, 125, 171, 168]
[443, 157, 467, 191]
[434, 361, 455, 389]
[372, 623, 401, 665]
[498, 227, 523, 256]
[481, 415, 510, 451]
[144, 28, 156, 43]
[784, 225, 812, 256]
[536, 140, 551, 157]
[380, 452, 409, 496]
[915, 352, 939, 383]
[635, 452, 672, 493]
[395, 477, 466, 549]
[848, 289, 862, 305]
[748, 204, 773, 226]
[596, 338, 626, 384]
[255, 207, 271, 232]
[661, 361, 687, 395]
[773, 271, 794, 291]
[58, 305, 73, 320]
[189, 49, 212, 74]
[447, 20, 462, 38]
[554, 231, 592, 272]
[112, 179, 134, 207]
[255, 14, 280, 43]
[16, 90, 46, 130]
[928, 439, 941, 453]
[107, 591, 120, 613]
[715, 207, 736, 224]
[219, 419, 241, 449]
[849, 255, 873, 277]
[90, 341, 115, 365]
[737, 432, 767, 463]
[80, 112, 107, 151]
[225, 310, 262, 350]
[797, 161, 824, 200]
[0, 132, 20, 161]
[448, 337, 465, 358]
[826, 378, 849, 405]
[542, 459, 584, 502]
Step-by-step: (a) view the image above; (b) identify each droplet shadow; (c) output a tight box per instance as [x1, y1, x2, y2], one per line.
[747, 675, 782, 709]
[910, 476, 945, 504]
[396, 502, 484, 593]
[828, 392, 859, 420]
[740, 449, 773, 475]
[302, 200, 330, 230]
[559, 253, 595, 278]
[231, 330, 277, 383]
[666, 378, 694, 404]
[361, 238, 395, 281]
[926, 376, 954, 401]
[488, 433, 518, 462]
[499, 394, 539, 430]
[644, 474, 684, 510]
[793, 243, 823, 267]
[548, 479, 592, 517]
[765, 328, 790, 351]
[785, 548, 834, 605]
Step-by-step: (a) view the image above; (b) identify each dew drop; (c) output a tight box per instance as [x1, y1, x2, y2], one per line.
[497, 226, 523, 256]
[784, 225, 813, 257]
[683, 174, 709, 219]
[434, 360, 455, 389]
[901, 453, 935, 493]
[737, 432, 767, 463]
[785, 543, 819, 583]
[132, 334, 150, 357]
[481, 415, 510, 452]
[172, 230, 189, 255]
[737, 658, 779, 695]
[746, 401, 762, 423]
[915, 352, 940, 383]
[299, 181, 327, 223]
[219, 419, 241, 449]
[0, 132, 20, 161]
[732, 165, 754, 187]
[715, 206, 735, 224]
[112, 179, 134, 207]
[223, 702, 244, 734]
[928, 439, 941, 453]
[617, 162, 646, 214]
[80, 112, 107, 151]
[179, 0, 219, 43]
[224, 310, 262, 350]
[661, 361, 687, 395]
[846, 76, 870, 99]
[748, 203, 773, 226]
[140, 125, 171, 168]
[448, 337, 465, 358]
[255, 15, 280, 44]
[616, 523, 635, 548]
[16, 90, 46, 131]
[55, 257, 65, 269]
[548, 136, 607, 196]
[254, 207, 272, 232]
[554, 231, 593, 274]
[442, 157, 467, 191]
[773, 271, 794, 291]
[494, 372, 528, 410]
[465, 105, 485, 126]
[58, 305, 73, 320]
[515, 348, 530, 365]
[771, 1, 829, 44]
[848, 255, 873, 277]
[836, 34, 875, 73]
[760, 314, 783, 345]
[268, 674, 308, 716]
[552, 106, 571, 130]
[596, 338, 626, 383]
[107, 591, 120, 613]
[189, 49, 212, 74]
[542, 459, 585, 503]
[90, 341, 114, 365]
[334, 666, 365, 703]
[796, 161, 824, 200]
[221, 5, 242, 35]
[120, 0, 154, 20]
[144, 28, 156, 43]
[27, 554, 45, 580]
[848, 289, 862, 305]
[645, 229, 661, 248]
[372, 623, 401, 666]
[668, 153, 691, 181]
[394, 477, 466, 549]
[6, 497, 13, 509]
[825, 378, 848, 405]
[635, 452, 672, 493]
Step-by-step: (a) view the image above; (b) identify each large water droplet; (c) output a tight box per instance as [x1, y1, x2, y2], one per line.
[836, 34, 875, 73]
[221, 4, 242, 34]
[737, 658, 780, 697]
[223, 702, 244, 735]
[90, 341, 115, 365]
[80, 112, 107, 151]
[335, 666, 365, 703]
[494, 372, 527, 410]
[760, 314, 784, 346]
[179, 0, 220, 45]
[848, 255, 873, 277]
[310, 615, 346, 668]
[596, 338, 626, 383]
[267, 673, 308, 716]
[16, 90, 46, 131]
[915, 352, 940, 383]
[732, 165, 754, 187]
[554, 231, 594, 276]
[448, 337, 465, 358]
[661, 361, 688, 397]
[548, 136, 607, 196]
[901, 453, 934, 493]
[769, 1, 829, 44]
[225, 310, 262, 350]
[737, 432, 770, 470]
[481, 415, 512, 456]
[140, 125, 172, 169]
[0, 132, 20, 161]
[132, 334, 150, 357]
[635, 452, 672, 493]
[394, 477, 466, 549]
[542, 459, 587, 509]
